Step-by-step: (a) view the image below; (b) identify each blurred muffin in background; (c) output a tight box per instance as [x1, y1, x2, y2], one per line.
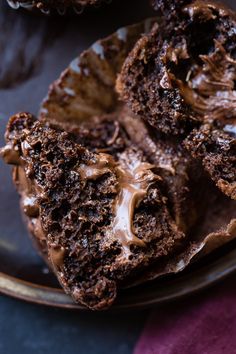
[6, 0, 110, 14]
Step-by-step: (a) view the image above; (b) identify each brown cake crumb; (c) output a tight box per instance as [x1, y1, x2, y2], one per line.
[2, 112, 188, 309]
[117, 0, 236, 135]
[184, 124, 236, 200]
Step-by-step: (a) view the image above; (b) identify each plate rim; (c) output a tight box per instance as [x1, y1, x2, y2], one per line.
[1, 247, 236, 310]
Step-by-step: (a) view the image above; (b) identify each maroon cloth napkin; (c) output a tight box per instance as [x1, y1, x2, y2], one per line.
[134, 279, 236, 354]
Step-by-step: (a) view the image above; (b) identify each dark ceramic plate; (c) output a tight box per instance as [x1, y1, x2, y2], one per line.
[1, 14, 236, 310]
[1, 236, 236, 310]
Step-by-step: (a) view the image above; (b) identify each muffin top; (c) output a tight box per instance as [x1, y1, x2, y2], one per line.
[117, 0, 236, 135]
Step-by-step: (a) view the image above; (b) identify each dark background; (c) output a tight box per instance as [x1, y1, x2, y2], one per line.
[0, 0, 235, 353]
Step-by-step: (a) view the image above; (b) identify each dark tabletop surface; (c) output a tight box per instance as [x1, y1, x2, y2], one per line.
[0, 0, 235, 353]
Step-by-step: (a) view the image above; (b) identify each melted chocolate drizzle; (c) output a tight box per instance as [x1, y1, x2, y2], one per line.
[112, 158, 158, 256]
[77, 151, 159, 255]
[167, 1, 236, 124]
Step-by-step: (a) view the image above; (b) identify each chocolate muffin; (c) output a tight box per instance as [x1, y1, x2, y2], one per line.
[2, 112, 189, 309]
[7, 0, 104, 14]
[117, 0, 236, 199]
[117, 0, 236, 134]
